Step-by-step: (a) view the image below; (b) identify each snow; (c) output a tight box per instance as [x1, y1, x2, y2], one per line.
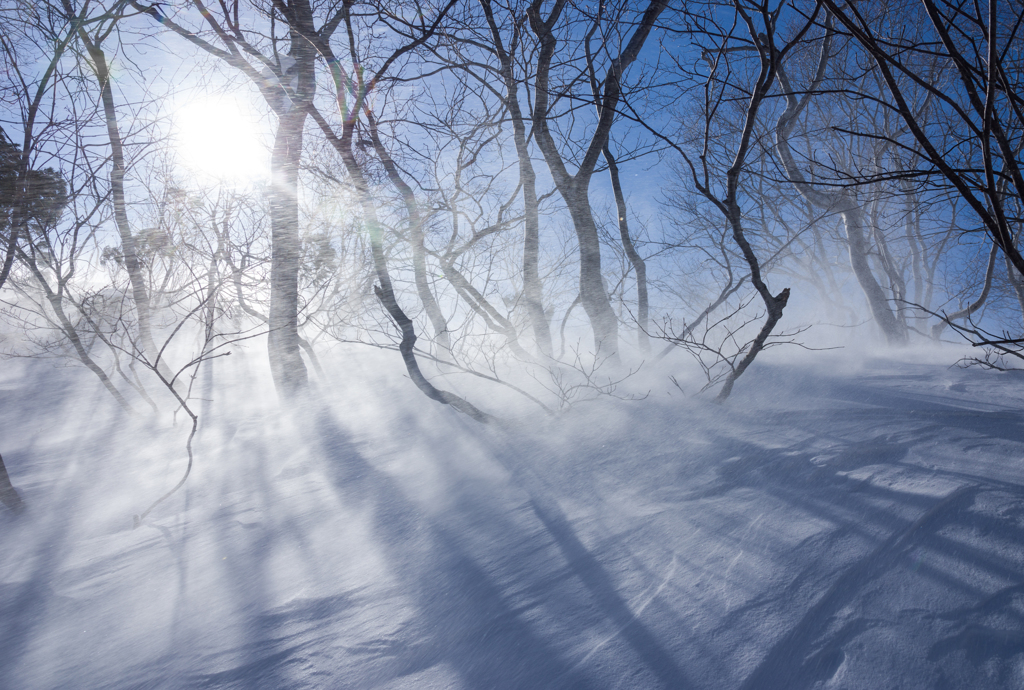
[2, 347, 1024, 689]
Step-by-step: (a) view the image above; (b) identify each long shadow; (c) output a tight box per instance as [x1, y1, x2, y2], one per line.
[0, 523, 79, 685]
[737, 484, 981, 689]
[182, 420, 299, 690]
[301, 401, 686, 689]
[525, 489, 694, 688]
[0, 378, 133, 688]
[917, 410, 1024, 447]
[686, 423, 1024, 689]
[141, 383, 1024, 689]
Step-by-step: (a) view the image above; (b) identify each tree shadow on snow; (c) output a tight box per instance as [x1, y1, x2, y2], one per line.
[686, 428, 1024, 690]
[284, 402, 694, 689]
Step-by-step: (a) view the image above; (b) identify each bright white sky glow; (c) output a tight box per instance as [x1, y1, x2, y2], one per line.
[173, 98, 266, 183]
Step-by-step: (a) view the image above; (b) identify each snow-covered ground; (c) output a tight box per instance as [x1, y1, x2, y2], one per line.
[2, 345, 1024, 689]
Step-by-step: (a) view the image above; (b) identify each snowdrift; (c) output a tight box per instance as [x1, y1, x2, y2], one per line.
[1, 347, 1023, 689]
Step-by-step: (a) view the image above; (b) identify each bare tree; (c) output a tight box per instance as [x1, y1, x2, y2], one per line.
[526, 0, 670, 361]
[362, 109, 453, 359]
[772, 13, 908, 344]
[129, 0, 330, 397]
[0, 1, 136, 509]
[665, 0, 831, 400]
[301, 0, 496, 422]
[811, 0, 1024, 350]
[66, 0, 186, 392]
[477, 0, 555, 357]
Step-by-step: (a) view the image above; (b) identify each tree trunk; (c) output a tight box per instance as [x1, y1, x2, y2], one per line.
[1008, 250, 1024, 322]
[364, 111, 451, 358]
[774, 39, 907, 345]
[868, 193, 908, 326]
[527, 0, 668, 360]
[80, 39, 157, 356]
[565, 183, 620, 359]
[266, 84, 311, 398]
[901, 181, 928, 328]
[840, 205, 907, 343]
[479, 0, 552, 357]
[604, 146, 649, 352]
[520, 160, 553, 358]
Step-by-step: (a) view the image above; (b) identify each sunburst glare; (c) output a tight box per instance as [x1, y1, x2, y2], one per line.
[173, 97, 266, 183]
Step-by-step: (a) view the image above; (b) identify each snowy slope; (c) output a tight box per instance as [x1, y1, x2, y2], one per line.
[1, 347, 1023, 689]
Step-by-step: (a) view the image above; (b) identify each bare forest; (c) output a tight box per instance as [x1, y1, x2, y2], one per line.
[3, 1, 1024, 688]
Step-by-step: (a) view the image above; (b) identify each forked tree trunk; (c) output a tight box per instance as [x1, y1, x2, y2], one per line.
[480, 0, 552, 357]
[774, 26, 907, 345]
[527, 0, 669, 361]
[563, 184, 620, 359]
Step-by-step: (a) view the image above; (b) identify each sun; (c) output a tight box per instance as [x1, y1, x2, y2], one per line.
[173, 97, 267, 183]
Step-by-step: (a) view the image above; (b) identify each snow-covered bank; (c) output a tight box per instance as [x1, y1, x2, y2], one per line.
[2, 349, 1023, 689]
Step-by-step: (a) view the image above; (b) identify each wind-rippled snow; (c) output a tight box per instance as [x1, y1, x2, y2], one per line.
[2, 347, 1023, 689]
